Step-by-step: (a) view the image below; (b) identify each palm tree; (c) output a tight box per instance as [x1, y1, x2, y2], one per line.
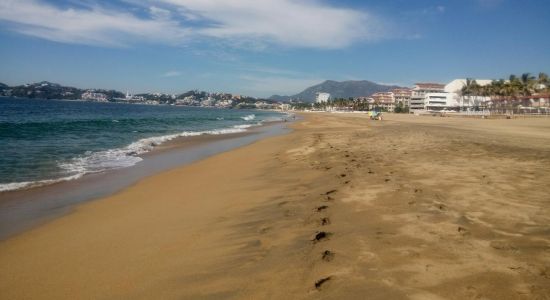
[538, 72, 549, 84]
[521, 73, 536, 95]
[537, 73, 550, 111]
[538, 72, 549, 92]
[491, 79, 506, 113]
[505, 75, 523, 113]
[461, 78, 480, 111]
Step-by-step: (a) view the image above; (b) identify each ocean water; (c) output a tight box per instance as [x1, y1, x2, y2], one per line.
[0, 97, 285, 192]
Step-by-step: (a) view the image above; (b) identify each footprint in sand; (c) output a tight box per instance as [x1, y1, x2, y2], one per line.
[312, 231, 332, 242]
[317, 205, 329, 212]
[324, 190, 337, 195]
[315, 276, 332, 290]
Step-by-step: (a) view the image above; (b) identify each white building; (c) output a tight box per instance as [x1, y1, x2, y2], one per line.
[424, 93, 453, 111]
[445, 79, 493, 110]
[410, 83, 447, 112]
[392, 88, 412, 108]
[215, 99, 233, 108]
[200, 97, 215, 107]
[81, 90, 108, 102]
[371, 92, 395, 111]
[316, 92, 330, 103]
[279, 103, 291, 111]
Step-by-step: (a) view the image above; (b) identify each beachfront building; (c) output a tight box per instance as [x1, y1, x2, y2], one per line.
[410, 83, 447, 112]
[371, 92, 395, 111]
[392, 88, 412, 108]
[356, 89, 412, 112]
[279, 103, 291, 111]
[316, 92, 331, 103]
[81, 90, 108, 102]
[425, 93, 453, 111]
[517, 94, 550, 113]
[445, 79, 492, 110]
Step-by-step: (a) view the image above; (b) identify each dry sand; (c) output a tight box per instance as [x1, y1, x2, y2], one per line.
[1, 113, 550, 299]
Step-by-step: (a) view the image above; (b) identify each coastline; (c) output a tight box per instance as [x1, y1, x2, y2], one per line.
[0, 120, 289, 240]
[0, 97, 289, 194]
[1, 113, 550, 299]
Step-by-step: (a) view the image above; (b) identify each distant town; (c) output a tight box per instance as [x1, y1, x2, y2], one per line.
[1, 72, 548, 115]
[0, 81, 287, 110]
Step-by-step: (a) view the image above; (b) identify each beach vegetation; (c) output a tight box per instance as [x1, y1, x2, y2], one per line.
[460, 72, 549, 113]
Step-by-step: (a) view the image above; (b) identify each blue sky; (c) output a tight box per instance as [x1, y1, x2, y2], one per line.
[1, 0, 549, 97]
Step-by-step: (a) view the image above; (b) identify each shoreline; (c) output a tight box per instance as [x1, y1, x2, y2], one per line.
[0, 120, 290, 240]
[1, 113, 549, 299]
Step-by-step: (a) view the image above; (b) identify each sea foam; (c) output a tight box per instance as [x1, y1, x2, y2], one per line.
[241, 114, 256, 121]
[0, 174, 84, 192]
[0, 124, 255, 192]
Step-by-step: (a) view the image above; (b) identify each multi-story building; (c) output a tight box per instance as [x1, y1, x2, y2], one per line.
[315, 92, 330, 103]
[424, 93, 451, 111]
[391, 88, 412, 108]
[371, 92, 395, 111]
[410, 83, 446, 112]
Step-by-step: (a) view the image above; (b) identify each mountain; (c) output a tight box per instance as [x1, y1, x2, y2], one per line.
[270, 80, 403, 102]
[0, 82, 8, 89]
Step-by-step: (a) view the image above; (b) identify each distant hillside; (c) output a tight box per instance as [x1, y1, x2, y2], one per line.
[0, 82, 266, 107]
[0, 81, 125, 100]
[269, 94, 291, 102]
[270, 80, 402, 102]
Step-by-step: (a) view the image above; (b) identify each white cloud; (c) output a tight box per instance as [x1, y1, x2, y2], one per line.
[0, 0, 387, 49]
[149, 6, 172, 21]
[0, 0, 188, 47]
[160, 0, 383, 49]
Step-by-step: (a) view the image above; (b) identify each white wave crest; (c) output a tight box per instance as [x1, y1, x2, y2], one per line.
[0, 173, 84, 192]
[232, 124, 254, 129]
[59, 127, 250, 177]
[241, 114, 255, 121]
[1, 124, 261, 193]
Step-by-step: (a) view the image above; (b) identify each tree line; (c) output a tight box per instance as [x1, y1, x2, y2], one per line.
[461, 72, 549, 113]
[292, 97, 406, 113]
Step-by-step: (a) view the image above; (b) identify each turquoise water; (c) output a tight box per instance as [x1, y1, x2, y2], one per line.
[0, 98, 285, 191]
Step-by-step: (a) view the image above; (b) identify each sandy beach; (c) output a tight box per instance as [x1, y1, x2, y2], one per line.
[1, 113, 550, 299]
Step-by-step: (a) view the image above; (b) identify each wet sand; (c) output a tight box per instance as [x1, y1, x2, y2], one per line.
[0, 122, 288, 240]
[1, 113, 549, 299]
